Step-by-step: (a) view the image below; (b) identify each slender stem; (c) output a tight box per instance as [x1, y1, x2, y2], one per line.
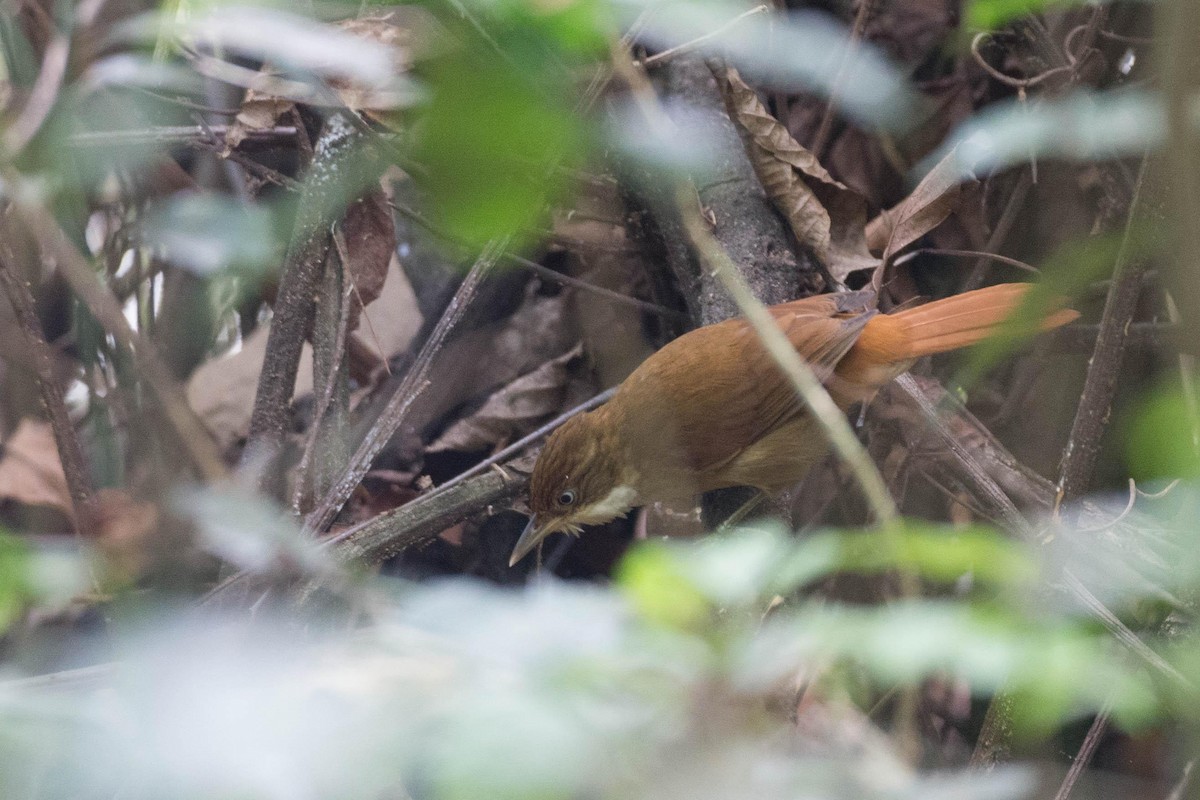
[0, 243, 96, 532]
[1051, 704, 1112, 800]
[3, 183, 227, 483]
[1055, 155, 1149, 510]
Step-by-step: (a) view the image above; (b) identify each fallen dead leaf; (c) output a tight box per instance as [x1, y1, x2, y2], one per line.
[866, 144, 968, 264]
[0, 419, 72, 520]
[341, 188, 396, 331]
[223, 84, 294, 156]
[428, 344, 585, 453]
[715, 65, 879, 282]
[222, 12, 415, 154]
[186, 325, 315, 452]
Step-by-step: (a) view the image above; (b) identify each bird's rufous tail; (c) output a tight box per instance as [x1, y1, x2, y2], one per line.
[838, 283, 1078, 382]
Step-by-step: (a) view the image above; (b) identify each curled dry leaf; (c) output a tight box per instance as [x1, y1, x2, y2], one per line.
[866, 144, 967, 262]
[340, 188, 396, 331]
[714, 65, 879, 282]
[429, 344, 585, 454]
[223, 85, 294, 156]
[0, 419, 72, 521]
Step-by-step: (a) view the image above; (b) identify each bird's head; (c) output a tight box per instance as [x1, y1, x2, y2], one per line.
[509, 411, 638, 566]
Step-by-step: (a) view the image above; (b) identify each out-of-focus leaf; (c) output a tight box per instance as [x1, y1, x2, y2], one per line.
[739, 602, 1159, 734]
[771, 523, 1038, 593]
[0, 532, 31, 632]
[605, 97, 726, 178]
[143, 194, 281, 277]
[917, 90, 1163, 182]
[81, 54, 204, 95]
[0, 8, 38, 87]
[413, 53, 582, 246]
[173, 488, 330, 576]
[0, 420, 72, 520]
[0, 528, 84, 634]
[219, 11, 420, 148]
[616, 540, 711, 629]
[447, 0, 613, 54]
[715, 65, 878, 281]
[955, 224, 1160, 386]
[1126, 380, 1200, 482]
[630, 4, 915, 130]
[429, 345, 584, 454]
[866, 144, 965, 261]
[126, 7, 396, 87]
[967, 0, 1107, 30]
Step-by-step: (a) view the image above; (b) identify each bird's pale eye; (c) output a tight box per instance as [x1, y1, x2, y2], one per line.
[557, 489, 577, 506]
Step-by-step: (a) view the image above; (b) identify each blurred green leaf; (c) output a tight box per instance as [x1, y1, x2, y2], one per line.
[739, 601, 1159, 734]
[122, 7, 398, 88]
[617, 540, 711, 628]
[620, 521, 1035, 614]
[412, 52, 582, 247]
[917, 90, 1162, 182]
[966, 0, 1102, 29]
[629, 4, 915, 130]
[772, 523, 1038, 592]
[1126, 379, 1200, 482]
[0, 532, 31, 633]
[954, 224, 1161, 387]
[143, 195, 282, 278]
[0, 8, 38, 87]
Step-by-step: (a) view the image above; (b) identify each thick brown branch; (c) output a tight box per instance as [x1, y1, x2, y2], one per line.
[334, 469, 528, 565]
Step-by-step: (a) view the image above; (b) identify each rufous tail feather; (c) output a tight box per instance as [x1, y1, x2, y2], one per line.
[840, 283, 1078, 377]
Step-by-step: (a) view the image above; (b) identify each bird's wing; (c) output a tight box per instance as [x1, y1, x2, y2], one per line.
[621, 291, 876, 478]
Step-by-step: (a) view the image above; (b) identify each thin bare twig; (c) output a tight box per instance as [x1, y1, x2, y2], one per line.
[292, 233, 355, 514]
[963, 173, 1033, 292]
[639, 5, 769, 67]
[894, 248, 1040, 275]
[4, 34, 69, 154]
[418, 387, 618, 504]
[1051, 703, 1113, 800]
[335, 468, 527, 565]
[70, 125, 299, 148]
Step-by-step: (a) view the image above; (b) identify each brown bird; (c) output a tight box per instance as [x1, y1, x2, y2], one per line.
[510, 283, 1077, 565]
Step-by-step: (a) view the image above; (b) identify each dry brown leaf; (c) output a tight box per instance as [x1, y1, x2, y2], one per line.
[0, 419, 72, 519]
[222, 12, 413, 155]
[186, 326, 315, 452]
[428, 345, 585, 454]
[866, 144, 966, 262]
[223, 86, 294, 156]
[341, 188, 396, 330]
[332, 13, 413, 116]
[716, 66, 879, 282]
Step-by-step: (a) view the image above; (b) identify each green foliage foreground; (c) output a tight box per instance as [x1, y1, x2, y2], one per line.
[0, 500, 1191, 800]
